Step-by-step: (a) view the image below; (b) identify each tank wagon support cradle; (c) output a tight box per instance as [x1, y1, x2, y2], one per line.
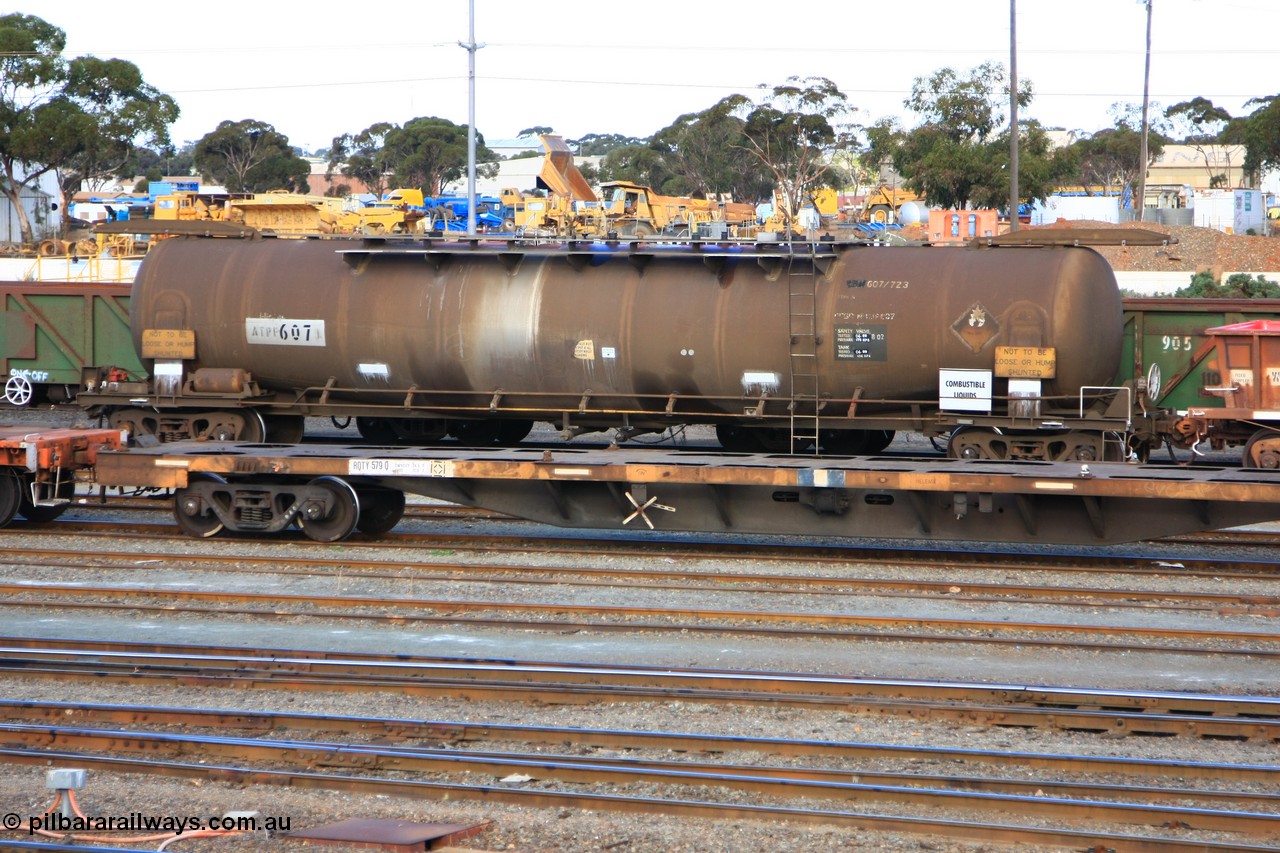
[83, 440, 1280, 546]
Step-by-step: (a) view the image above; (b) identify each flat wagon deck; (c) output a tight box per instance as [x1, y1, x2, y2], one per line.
[76, 439, 1280, 546]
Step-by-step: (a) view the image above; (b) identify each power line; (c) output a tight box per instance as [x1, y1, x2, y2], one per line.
[155, 72, 1265, 104]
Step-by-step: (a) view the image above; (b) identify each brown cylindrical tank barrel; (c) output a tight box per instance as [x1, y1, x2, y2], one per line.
[129, 237, 1121, 416]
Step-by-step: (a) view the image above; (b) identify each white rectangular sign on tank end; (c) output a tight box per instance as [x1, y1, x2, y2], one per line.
[939, 369, 992, 412]
[245, 318, 327, 346]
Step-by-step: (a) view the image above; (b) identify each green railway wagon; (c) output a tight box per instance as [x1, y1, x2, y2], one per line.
[1118, 298, 1280, 413]
[1, 282, 144, 407]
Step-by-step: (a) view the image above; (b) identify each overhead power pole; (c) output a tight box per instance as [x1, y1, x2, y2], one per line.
[1137, 0, 1153, 223]
[1009, 0, 1019, 233]
[459, 0, 484, 236]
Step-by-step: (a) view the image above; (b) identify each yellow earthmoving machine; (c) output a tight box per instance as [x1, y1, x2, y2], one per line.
[152, 190, 230, 222]
[593, 182, 755, 238]
[226, 191, 344, 233]
[335, 188, 428, 234]
[857, 185, 922, 224]
[499, 135, 600, 236]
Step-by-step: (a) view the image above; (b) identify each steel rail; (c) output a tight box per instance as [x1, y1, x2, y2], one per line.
[0, 747, 1273, 853]
[8, 699, 1280, 786]
[3, 723, 1278, 837]
[2, 582, 1277, 652]
[9, 517, 1280, 580]
[2, 547, 1277, 614]
[2, 646, 1277, 740]
[20, 594, 1276, 659]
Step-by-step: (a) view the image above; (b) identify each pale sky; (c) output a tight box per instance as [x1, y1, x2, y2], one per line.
[46, 0, 1279, 154]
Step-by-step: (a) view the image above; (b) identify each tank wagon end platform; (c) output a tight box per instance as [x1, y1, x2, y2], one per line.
[83, 440, 1280, 546]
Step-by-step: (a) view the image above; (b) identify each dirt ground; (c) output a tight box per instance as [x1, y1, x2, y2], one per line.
[1058, 219, 1280, 274]
[897, 218, 1280, 275]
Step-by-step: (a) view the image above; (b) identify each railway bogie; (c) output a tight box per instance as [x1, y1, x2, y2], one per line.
[172, 472, 406, 542]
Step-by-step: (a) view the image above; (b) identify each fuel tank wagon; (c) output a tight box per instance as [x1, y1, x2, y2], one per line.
[95, 234, 1140, 459]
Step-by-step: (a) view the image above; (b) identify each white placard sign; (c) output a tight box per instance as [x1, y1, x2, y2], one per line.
[939, 369, 993, 412]
[245, 318, 327, 346]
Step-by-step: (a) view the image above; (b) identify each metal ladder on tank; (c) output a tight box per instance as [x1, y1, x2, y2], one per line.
[787, 247, 821, 455]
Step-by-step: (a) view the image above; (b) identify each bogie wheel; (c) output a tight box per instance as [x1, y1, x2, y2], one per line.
[264, 415, 306, 444]
[1242, 429, 1280, 469]
[496, 419, 535, 445]
[754, 429, 799, 454]
[817, 430, 871, 455]
[4, 375, 33, 406]
[863, 430, 896, 454]
[714, 423, 759, 452]
[820, 430, 894, 456]
[356, 417, 399, 444]
[299, 476, 360, 542]
[450, 419, 503, 447]
[204, 410, 267, 443]
[18, 477, 74, 523]
[388, 418, 448, 443]
[237, 411, 268, 442]
[355, 488, 406, 535]
[0, 470, 22, 527]
[173, 473, 228, 538]
[946, 426, 1003, 459]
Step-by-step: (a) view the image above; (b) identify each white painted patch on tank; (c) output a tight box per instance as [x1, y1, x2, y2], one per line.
[358, 362, 391, 382]
[463, 263, 543, 387]
[742, 370, 780, 394]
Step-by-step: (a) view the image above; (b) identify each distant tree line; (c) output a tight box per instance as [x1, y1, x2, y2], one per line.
[5, 12, 1280, 244]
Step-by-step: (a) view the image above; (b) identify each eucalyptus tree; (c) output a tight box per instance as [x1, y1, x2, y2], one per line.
[0, 13, 177, 242]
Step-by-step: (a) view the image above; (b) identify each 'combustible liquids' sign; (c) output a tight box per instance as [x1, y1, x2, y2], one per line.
[939, 369, 992, 412]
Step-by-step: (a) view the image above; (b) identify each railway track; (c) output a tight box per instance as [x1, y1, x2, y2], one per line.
[6, 744, 1272, 853]
[2, 720, 1277, 853]
[10, 510, 1280, 581]
[3, 536, 1278, 610]
[2, 574, 1278, 658]
[1, 493, 1278, 850]
[1, 640, 1277, 740]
